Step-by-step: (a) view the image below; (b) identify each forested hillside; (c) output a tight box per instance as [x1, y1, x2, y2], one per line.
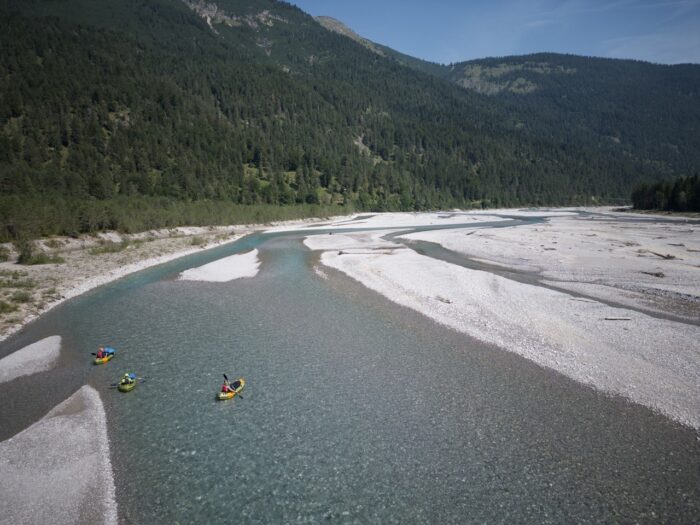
[1, 0, 699, 240]
[444, 54, 700, 176]
[632, 175, 700, 212]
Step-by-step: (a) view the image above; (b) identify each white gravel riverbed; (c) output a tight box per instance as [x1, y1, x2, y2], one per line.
[304, 211, 700, 429]
[0, 335, 61, 384]
[0, 385, 117, 524]
[178, 249, 261, 282]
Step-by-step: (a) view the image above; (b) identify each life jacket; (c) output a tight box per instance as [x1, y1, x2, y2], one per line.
[97, 350, 104, 358]
[221, 384, 229, 393]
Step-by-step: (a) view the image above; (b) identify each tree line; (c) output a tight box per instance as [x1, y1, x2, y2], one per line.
[631, 175, 700, 212]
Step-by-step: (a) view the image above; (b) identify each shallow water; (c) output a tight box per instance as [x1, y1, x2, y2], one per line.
[1, 224, 699, 523]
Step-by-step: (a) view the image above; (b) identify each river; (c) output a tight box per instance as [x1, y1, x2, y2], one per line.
[0, 219, 698, 523]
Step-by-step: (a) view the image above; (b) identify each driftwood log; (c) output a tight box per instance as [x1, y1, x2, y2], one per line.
[641, 271, 665, 278]
[649, 251, 676, 260]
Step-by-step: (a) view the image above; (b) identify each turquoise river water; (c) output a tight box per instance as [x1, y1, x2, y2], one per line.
[0, 220, 698, 523]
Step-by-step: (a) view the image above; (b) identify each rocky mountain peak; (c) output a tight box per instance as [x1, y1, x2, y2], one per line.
[182, 0, 286, 32]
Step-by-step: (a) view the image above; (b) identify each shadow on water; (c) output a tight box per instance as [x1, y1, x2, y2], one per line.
[0, 220, 699, 522]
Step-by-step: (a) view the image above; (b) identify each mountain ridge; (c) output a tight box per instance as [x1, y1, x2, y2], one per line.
[315, 16, 700, 176]
[1, 0, 698, 240]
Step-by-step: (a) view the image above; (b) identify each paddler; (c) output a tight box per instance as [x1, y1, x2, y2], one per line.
[221, 378, 231, 393]
[96, 346, 106, 359]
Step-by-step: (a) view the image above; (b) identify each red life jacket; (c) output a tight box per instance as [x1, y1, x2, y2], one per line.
[221, 384, 229, 393]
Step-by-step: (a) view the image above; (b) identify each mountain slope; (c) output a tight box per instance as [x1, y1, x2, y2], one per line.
[1, 0, 699, 240]
[315, 16, 386, 56]
[316, 18, 700, 181]
[445, 54, 700, 174]
[315, 15, 448, 78]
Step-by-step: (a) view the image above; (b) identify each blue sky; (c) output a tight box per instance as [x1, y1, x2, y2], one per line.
[290, 0, 700, 64]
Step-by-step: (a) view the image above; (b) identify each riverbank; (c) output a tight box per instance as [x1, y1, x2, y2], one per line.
[0, 214, 347, 522]
[0, 385, 117, 524]
[302, 208, 700, 429]
[1, 207, 698, 522]
[616, 207, 700, 219]
[0, 216, 350, 342]
[403, 208, 700, 322]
